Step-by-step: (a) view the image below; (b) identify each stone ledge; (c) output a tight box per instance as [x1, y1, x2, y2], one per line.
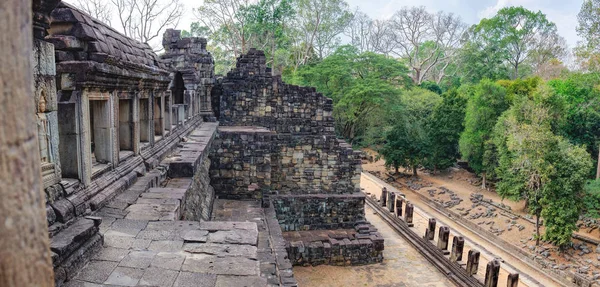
[283, 222, 384, 267]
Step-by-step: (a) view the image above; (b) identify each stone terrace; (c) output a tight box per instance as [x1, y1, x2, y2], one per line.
[64, 124, 271, 287]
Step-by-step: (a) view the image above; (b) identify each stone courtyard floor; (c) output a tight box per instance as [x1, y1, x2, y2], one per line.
[63, 174, 268, 287]
[293, 205, 455, 287]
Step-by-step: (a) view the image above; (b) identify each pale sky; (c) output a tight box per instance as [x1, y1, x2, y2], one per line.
[66, 0, 585, 49]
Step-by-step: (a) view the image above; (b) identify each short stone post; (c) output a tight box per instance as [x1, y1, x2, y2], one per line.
[396, 197, 403, 217]
[484, 260, 501, 287]
[437, 226, 450, 254]
[450, 236, 465, 262]
[381, 187, 388, 207]
[466, 250, 480, 276]
[507, 273, 519, 287]
[425, 218, 436, 240]
[404, 202, 414, 227]
[388, 192, 395, 213]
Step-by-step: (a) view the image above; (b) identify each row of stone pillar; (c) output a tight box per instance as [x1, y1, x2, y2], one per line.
[381, 187, 413, 227]
[379, 187, 520, 287]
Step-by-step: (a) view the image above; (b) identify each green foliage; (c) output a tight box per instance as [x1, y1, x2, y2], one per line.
[425, 89, 468, 171]
[459, 80, 509, 178]
[381, 88, 442, 175]
[494, 88, 593, 247]
[549, 73, 600, 173]
[584, 179, 600, 218]
[542, 139, 593, 247]
[420, 81, 443, 95]
[469, 6, 563, 80]
[288, 45, 411, 144]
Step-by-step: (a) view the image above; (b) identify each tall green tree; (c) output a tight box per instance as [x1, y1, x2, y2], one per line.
[289, 45, 410, 144]
[459, 80, 509, 188]
[549, 73, 600, 178]
[426, 89, 467, 172]
[471, 7, 565, 79]
[381, 88, 442, 175]
[494, 93, 592, 247]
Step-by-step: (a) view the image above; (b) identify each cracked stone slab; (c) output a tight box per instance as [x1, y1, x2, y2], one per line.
[138, 266, 179, 286]
[119, 251, 157, 269]
[173, 271, 217, 287]
[182, 230, 209, 242]
[216, 275, 268, 287]
[148, 240, 184, 252]
[199, 221, 257, 231]
[104, 266, 144, 286]
[207, 230, 258, 245]
[93, 247, 130, 262]
[182, 254, 259, 276]
[183, 243, 257, 259]
[150, 252, 186, 270]
[74, 260, 118, 283]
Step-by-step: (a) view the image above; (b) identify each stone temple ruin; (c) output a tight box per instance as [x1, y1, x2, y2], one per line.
[29, 2, 384, 286]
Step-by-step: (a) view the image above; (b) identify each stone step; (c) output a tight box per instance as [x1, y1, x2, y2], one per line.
[50, 217, 101, 267]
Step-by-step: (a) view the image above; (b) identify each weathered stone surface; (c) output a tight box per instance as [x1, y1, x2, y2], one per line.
[181, 230, 209, 242]
[183, 243, 257, 259]
[50, 218, 96, 257]
[104, 266, 145, 286]
[138, 266, 179, 286]
[216, 275, 267, 287]
[182, 255, 259, 276]
[75, 260, 118, 283]
[173, 272, 217, 287]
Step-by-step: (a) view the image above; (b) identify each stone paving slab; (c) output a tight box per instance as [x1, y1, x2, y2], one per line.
[72, 199, 263, 287]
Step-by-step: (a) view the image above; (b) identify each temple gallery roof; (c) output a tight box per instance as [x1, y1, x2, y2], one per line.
[48, 3, 170, 88]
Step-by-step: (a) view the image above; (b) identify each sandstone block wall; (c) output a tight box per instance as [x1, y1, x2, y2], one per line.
[211, 49, 362, 200]
[284, 223, 384, 266]
[272, 194, 366, 231]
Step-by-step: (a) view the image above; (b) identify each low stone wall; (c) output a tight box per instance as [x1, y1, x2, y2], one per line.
[284, 222, 384, 266]
[272, 193, 366, 231]
[166, 122, 219, 221]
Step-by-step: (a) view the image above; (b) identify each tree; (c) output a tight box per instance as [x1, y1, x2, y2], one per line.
[1, 1, 54, 285]
[494, 92, 592, 247]
[194, 0, 253, 58]
[458, 26, 510, 83]
[388, 6, 467, 85]
[381, 88, 442, 175]
[459, 80, 509, 188]
[73, 0, 112, 25]
[112, 0, 183, 47]
[473, 6, 564, 79]
[576, 0, 600, 71]
[241, 0, 295, 74]
[289, 45, 410, 144]
[426, 89, 467, 172]
[345, 11, 394, 55]
[549, 73, 600, 178]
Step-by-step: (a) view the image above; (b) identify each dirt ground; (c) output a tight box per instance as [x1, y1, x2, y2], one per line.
[361, 148, 600, 283]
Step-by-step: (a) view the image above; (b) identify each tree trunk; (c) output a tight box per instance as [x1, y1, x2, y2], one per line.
[535, 212, 541, 246]
[413, 166, 418, 176]
[481, 172, 487, 189]
[0, 1, 54, 286]
[596, 145, 600, 180]
[395, 166, 399, 174]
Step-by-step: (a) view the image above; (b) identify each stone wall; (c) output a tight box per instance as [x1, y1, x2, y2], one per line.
[272, 194, 366, 231]
[284, 222, 384, 266]
[210, 49, 361, 198]
[167, 123, 219, 221]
